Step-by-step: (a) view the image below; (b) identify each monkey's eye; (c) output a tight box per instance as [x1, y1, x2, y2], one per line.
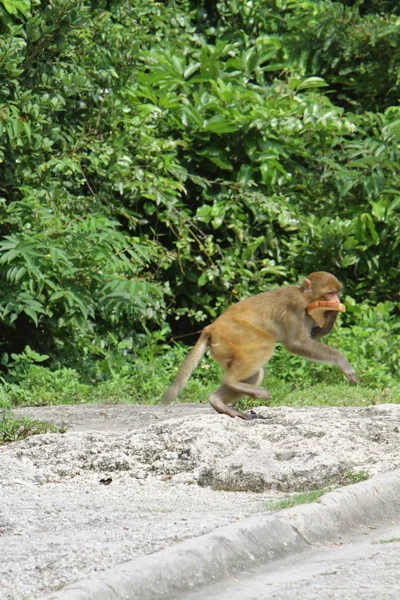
[324, 291, 340, 302]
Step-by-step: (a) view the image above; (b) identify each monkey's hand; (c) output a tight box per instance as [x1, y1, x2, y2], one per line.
[344, 367, 358, 384]
[285, 338, 357, 385]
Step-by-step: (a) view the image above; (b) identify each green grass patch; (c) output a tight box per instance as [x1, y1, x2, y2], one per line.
[265, 470, 369, 511]
[0, 390, 65, 444]
[338, 470, 369, 485]
[237, 381, 400, 413]
[274, 382, 400, 407]
[4, 359, 400, 409]
[266, 489, 326, 511]
[0, 415, 64, 445]
[372, 538, 400, 545]
[2, 326, 400, 409]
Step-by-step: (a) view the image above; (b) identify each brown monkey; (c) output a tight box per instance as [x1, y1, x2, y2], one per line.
[162, 272, 357, 420]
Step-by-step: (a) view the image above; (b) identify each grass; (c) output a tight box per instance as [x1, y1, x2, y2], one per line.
[265, 470, 370, 511]
[373, 538, 400, 545]
[270, 382, 400, 408]
[236, 381, 400, 412]
[4, 359, 400, 410]
[266, 489, 326, 511]
[338, 470, 369, 486]
[0, 335, 398, 450]
[158, 346, 400, 409]
[2, 332, 400, 409]
[0, 415, 65, 444]
[0, 386, 66, 444]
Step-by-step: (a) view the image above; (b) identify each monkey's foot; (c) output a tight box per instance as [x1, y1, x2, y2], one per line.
[243, 409, 266, 420]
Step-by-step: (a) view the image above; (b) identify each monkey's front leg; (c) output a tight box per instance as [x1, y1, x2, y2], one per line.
[285, 338, 357, 383]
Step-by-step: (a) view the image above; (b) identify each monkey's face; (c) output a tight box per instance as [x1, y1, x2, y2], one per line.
[305, 272, 343, 303]
[321, 289, 341, 303]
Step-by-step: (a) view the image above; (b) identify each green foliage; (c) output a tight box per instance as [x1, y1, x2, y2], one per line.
[339, 470, 369, 486]
[267, 382, 400, 409]
[0, 0, 30, 24]
[3, 340, 219, 406]
[265, 469, 369, 510]
[0, 388, 63, 443]
[331, 301, 400, 385]
[266, 489, 326, 511]
[0, 0, 398, 401]
[0, 414, 63, 443]
[2, 304, 399, 408]
[7, 365, 93, 406]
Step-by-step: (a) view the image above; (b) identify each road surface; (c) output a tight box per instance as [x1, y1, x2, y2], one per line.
[182, 522, 400, 600]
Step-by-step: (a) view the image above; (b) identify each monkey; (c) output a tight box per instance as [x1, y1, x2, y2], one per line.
[161, 272, 357, 420]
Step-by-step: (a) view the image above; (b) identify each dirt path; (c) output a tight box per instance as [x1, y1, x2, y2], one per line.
[1, 403, 399, 599]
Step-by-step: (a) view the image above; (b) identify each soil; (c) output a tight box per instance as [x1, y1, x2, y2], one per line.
[1, 402, 399, 599]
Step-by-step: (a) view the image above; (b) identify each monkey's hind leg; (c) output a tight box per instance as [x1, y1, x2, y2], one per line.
[209, 369, 268, 420]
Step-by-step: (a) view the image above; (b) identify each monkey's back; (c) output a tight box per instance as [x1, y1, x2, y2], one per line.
[210, 284, 307, 342]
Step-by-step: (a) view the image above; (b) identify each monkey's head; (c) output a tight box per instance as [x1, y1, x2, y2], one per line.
[301, 271, 342, 303]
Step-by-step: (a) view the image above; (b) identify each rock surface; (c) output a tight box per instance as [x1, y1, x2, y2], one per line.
[1, 403, 399, 599]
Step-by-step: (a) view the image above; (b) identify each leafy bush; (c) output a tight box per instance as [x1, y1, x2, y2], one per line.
[0, 0, 398, 402]
[0, 385, 63, 443]
[7, 365, 93, 406]
[2, 302, 399, 409]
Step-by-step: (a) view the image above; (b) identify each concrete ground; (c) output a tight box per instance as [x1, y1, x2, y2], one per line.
[1, 403, 399, 599]
[183, 522, 400, 600]
[42, 469, 400, 600]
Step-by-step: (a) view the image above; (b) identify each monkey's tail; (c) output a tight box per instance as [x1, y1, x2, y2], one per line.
[161, 329, 210, 405]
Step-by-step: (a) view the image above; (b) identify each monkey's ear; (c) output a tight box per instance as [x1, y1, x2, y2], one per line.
[301, 278, 312, 296]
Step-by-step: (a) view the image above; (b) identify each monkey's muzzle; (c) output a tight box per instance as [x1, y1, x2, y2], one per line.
[307, 300, 346, 327]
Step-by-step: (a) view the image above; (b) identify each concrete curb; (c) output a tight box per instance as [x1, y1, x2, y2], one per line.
[42, 469, 400, 600]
